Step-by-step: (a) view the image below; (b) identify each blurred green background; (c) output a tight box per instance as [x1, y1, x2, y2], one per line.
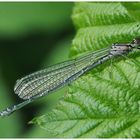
[0, 2, 74, 138]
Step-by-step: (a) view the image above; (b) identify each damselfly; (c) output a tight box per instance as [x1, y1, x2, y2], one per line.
[0, 38, 140, 116]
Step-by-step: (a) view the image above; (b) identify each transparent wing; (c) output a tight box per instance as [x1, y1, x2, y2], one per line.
[14, 47, 110, 100]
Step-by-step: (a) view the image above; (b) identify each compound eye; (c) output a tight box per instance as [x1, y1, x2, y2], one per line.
[132, 37, 140, 45]
[131, 39, 136, 44]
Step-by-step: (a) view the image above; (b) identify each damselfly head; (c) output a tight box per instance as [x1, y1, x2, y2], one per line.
[131, 37, 140, 49]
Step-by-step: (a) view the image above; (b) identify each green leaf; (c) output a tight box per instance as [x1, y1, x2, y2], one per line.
[72, 2, 136, 29]
[122, 2, 140, 21]
[31, 2, 140, 138]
